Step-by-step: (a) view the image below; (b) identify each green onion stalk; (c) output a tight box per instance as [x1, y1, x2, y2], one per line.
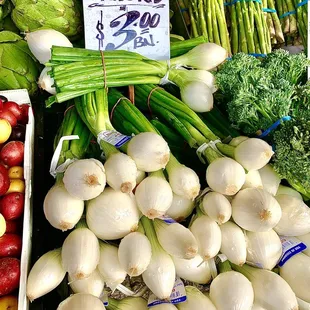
[45, 44, 228, 113]
[74, 88, 140, 194]
[170, 35, 208, 57]
[188, 0, 231, 55]
[295, 0, 307, 47]
[53, 104, 93, 182]
[227, 0, 272, 55]
[44, 105, 93, 232]
[108, 87, 236, 168]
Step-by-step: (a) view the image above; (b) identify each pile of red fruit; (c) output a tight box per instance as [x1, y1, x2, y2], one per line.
[0, 95, 29, 308]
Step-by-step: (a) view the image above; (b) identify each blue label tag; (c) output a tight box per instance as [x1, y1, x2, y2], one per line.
[278, 236, 307, 267]
[97, 130, 132, 148]
[148, 277, 187, 307]
[158, 215, 177, 224]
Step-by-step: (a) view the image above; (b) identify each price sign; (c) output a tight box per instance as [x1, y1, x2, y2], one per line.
[83, 0, 170, 60]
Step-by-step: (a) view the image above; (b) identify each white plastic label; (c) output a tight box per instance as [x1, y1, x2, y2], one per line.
[49, 135, 80, 178]
[278, 236, 307, 267]
[158, 215, 177, 224]
[97, 130, 131, 148]
[99, 291, 109, 306]
[82, 0, 170, 60]
[148, 277, 187, 307]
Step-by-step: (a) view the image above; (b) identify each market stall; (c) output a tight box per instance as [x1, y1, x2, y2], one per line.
[0, 0, 309, 309]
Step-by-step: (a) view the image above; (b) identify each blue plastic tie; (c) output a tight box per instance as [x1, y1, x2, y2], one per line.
[249, 53, 267, 57]
[296, 0, 307, 8]
[279, 10, 296, 18]
[225, 0, 262, 6]
[258, 116, 292, 138]
[180, 8, 189, 12]
[262, 8, 277, 12]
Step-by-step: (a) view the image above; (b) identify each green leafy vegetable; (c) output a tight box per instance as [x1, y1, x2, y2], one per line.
[0, 31, 40, 95]
[216, 52, 296, 135]
[273, 119, 310, 199]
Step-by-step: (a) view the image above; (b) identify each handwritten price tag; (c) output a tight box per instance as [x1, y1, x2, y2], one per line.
[82, 0, 170, 60]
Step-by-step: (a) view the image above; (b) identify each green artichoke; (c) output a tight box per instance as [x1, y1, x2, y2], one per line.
[0, 31, 40, 95]
[0, 0, 12, 23]
[11, 0, 82, 38]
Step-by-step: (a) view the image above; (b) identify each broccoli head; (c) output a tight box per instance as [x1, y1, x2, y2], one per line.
[272, 119, 310, 199]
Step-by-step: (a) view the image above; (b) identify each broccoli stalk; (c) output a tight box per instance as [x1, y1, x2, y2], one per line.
[272, 119, 310, 200]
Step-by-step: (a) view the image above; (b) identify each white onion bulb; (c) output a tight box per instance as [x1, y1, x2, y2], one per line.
[25, 29, 73, 64]
[232, 188, 282, 232]
[98, 242, 126, 291]
[62, 224, 100, 280]
[190, 215, 221, 260]
[69, 269, 104, 298]
[118, 232, 152, 277]
[246, 230, 282, 270]
[210, 271, 254, 310]
[154, 219, 198, 259]
[127, 132, 170, 172]
[220, 221, 247, 266]
[176, 286, 216, 310]
[43, 183, 84, 231]
[201, 192, 232, 225]
[259, 164, 281, 196]
[235, 138, 274, 171]
[104, 152, 137, 193]
[166, 194, 195, 222]
[206, 157, 246, 196]
[242, 170, 263, 190]
[38, 67, 56, 95]
[172, 254, 212, 284]
[280, 253, 310, 302]
[26, 248, 66, 302]
[57, 293, 106, 310]
[135, 172, 173, 219]
[274, 194, 310, 236]
[180, 81, 214, 112]
[63, 159, 106, 200]
[86, 188, 140, 240]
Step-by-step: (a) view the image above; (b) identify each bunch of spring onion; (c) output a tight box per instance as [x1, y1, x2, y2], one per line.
[262, 0, 285, 45]
[43, 105, 92, 231]
[44, 40, 227, 113]
[127, 85, 274, 195]
[75, 87, 201, 212]
[227, 0, 272, 55]
[188, 0, 231, 54]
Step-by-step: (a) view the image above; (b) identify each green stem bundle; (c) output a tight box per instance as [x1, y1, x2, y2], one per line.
[189, 0, 231, 54]
[227, 0, 272, 55]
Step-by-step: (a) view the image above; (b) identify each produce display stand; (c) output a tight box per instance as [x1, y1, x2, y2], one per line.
[0, 0, 310, 309]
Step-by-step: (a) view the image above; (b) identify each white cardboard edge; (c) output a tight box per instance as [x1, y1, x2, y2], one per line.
[0, 89, 34, 310]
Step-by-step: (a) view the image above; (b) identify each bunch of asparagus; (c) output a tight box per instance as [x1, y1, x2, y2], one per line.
[275, 0, 298, 37]
[188, 0, 231, 54]
[262, 0, 285, 46]
[295, 0, 307, 46]
[227, 0, 272, 55]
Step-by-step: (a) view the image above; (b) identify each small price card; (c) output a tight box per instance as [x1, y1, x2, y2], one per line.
[82, 0, 170, 60]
